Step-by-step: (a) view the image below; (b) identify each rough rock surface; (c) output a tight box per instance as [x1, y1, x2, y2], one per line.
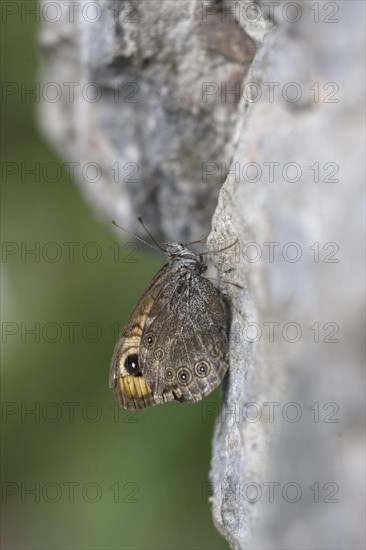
[208, 1, 365, 548]
[38, 0, 263, 242]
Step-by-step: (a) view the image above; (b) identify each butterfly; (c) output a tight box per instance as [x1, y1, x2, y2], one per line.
[109, 220, 229, 409]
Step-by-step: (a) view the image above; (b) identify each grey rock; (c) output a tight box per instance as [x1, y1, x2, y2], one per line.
[209, 1, 365, 548]
[38, 0, 261, 242]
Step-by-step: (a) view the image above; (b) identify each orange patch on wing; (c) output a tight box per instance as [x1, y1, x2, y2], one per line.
[118, 375, 153, 400]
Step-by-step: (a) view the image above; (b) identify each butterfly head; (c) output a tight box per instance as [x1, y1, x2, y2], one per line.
[165, 242, 206, 274]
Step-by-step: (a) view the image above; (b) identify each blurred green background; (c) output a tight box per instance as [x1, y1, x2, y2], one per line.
[1, 4, 227, 549]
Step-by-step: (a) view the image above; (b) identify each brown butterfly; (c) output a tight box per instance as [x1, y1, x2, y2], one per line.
[109, 221, 229, 410]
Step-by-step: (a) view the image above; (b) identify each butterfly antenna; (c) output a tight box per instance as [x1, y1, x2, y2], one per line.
[184, 237, 207, 246]
[111, 220, 163, 253]
[201, 238, 239, 255]
[137, 216, 168, 252]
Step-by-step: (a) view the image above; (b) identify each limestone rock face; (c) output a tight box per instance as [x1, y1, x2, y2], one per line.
[38, 0, 261, 242]
[208, 2, 365, 548]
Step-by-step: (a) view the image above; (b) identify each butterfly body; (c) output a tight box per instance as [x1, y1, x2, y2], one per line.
[109, 243, 229, 409]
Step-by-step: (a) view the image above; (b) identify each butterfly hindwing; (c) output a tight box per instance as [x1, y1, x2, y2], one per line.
[139, 272, 228, 403]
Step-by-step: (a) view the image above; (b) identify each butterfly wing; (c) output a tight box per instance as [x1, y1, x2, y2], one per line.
[139, 272, 229, 404]
[109, 264, 174, 409]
